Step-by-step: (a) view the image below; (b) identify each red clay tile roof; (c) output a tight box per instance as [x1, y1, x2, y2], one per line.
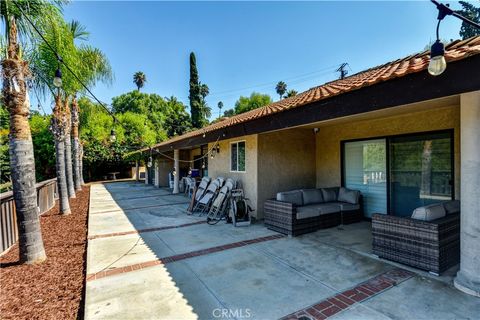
[142, 36, 480, 152]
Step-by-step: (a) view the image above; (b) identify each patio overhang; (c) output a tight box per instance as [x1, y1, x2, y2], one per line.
[138, 54, 480, 154]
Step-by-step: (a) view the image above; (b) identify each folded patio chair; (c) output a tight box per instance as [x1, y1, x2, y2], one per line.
[184, 177, 196, 198]
[206, 179, 236, 224]
[194, 177, 211, 202]
[193, 178, 224, 215]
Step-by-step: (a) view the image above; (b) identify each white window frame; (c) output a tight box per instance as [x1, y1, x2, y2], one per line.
[230, 140, 246, 173]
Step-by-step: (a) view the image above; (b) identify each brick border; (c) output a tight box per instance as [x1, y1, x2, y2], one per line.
[90, 201, 191, 215]
[88, 221, 207, 240]
[280, 268, 415, 320]
[86, 234, 284, 281]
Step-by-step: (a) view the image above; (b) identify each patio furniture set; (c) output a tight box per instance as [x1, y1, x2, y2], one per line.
[264, 186, 461, 275]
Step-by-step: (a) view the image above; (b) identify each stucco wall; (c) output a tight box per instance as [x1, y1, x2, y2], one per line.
[315, 105, 461, 198]
[257, 128, 317, 218]
[208, 135, 259, 216]
[156, 157, 174, 187]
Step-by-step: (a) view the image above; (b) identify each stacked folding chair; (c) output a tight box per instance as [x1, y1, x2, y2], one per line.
[187, 177, 210, 214]
[193, 177, 225, 215]
[206, 179, 236, 224]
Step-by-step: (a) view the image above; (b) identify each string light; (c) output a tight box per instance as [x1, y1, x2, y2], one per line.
[172, 167, 177, 176]
[53, 67, 62, 88]
[147, 156, 153, 168]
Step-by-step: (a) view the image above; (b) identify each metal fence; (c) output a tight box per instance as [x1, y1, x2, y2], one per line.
[0, 178, 58, 254]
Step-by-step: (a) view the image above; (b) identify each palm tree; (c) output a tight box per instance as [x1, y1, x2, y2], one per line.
[70, 22, 112, 191]
[0, 0, 65, 263]
[31, 19, 76, 214]
[286, 89, 298, 98]
[217, 101, 223, 118]
[133, 71, 146, 91]
[275, 81, 287, 100]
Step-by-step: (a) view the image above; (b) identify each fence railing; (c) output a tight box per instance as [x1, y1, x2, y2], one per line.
[0, 178, 58, 254]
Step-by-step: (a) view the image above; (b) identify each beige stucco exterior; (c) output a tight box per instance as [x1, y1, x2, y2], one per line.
[257, 129, 317, 218]
[156, 96, 461, 220]
[208, 135, 259, 216]
[315, 104, 461, 198]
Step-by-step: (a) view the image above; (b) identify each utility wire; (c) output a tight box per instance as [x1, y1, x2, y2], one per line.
[13, 1, 119, 124]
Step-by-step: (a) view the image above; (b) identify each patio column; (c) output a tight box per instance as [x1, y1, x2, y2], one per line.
[173, 149, 180, 194]
[154, 160, 159, 187]
[135, 160, 139, 182]
[454, 91, 480, 297]
[144, 163, 148, 185]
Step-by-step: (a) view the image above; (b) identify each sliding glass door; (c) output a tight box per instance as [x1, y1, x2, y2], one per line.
[344, 139, 387, 218]
[343, 131, 453, 218]
[389, 132, 453, 216]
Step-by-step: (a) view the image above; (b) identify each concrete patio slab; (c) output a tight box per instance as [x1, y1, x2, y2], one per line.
[179, 246, 337, 319]
[85, 182, 480, 320]
[361, 276, 480, 320]
[253, 235, 392, 291]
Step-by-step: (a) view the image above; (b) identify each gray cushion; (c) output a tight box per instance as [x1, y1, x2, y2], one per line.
[321, 188, 338, 202]
[296, 205, 321, 220]
[301, 189, 324, 205]
[276, 190, 303, 206]
[315, 203, 341, 215]
[411, 203, 446, 221]
[331, 201, 360, 211]
[338, 187, 360, 204]
[443, 200, 460, 215]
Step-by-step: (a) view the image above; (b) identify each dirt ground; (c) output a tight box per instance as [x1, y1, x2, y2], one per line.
[0, 186, 90, 320]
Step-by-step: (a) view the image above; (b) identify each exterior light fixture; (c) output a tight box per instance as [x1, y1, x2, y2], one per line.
[110, 129, 116, 142]
[428, 40, 447, 76]
[147, 156, 153, 168]
[202, 161, 205, 169]
[53, 68, 62, 88]
[429, 0, 480, 76]
[203, 132, 206, 138]
[172, 167, 177, 176]
[188, 167, 192, 175]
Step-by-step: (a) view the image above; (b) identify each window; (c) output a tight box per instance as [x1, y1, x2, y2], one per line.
[342, 130, 453, 218]
[231, 141, 246, 172]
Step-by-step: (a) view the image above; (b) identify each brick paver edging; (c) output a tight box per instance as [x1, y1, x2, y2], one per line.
[90, 201, 191, 215]
[280, 268, 415, 320]
[88, 221, 207, 240]
[87, 234, 284, 281]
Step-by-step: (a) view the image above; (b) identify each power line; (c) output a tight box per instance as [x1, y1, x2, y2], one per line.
[13, 1, 118, 123]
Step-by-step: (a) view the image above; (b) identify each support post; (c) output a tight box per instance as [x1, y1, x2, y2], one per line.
[173, 149, 180, 194]
[144, 163, 148, 185]
[454, 91, 480, 297]
[135, 160, 139, 182]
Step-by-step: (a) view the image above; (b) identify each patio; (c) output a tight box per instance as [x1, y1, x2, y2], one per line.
[84, 182, 479, 320]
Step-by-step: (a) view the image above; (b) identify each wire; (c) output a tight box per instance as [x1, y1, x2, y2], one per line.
[149, 135, 221, 163]
[12, 1, 119, 122]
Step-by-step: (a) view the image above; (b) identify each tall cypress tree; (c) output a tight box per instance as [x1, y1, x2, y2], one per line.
[189, 52, 201, 128]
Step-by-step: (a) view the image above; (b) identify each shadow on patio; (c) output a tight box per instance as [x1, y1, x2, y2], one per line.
[84, 182, 479, 320]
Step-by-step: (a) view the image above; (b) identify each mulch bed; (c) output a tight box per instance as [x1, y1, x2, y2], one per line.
[0, 186, 90, 320]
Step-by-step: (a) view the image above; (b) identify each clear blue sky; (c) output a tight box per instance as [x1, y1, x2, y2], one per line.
[61, 1, 464, 119]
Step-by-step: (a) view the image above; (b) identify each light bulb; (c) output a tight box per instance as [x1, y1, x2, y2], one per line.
[202, 162, 205, 169]
[188, 167, 192, 175]
[147, 156, 152, 168]
[428, 40, 447, 76]
[53, 68, 62, 88]
[428, 56, 447, 76]
[110, 129, 116, 142]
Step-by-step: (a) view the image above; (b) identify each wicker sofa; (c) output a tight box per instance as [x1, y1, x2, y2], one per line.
[264, 187, 363, 236]
[372, 200, 460, 275]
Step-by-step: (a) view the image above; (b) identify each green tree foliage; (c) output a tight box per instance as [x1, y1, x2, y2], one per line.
[30, 112, 55, 181]
[234, 92, 273, 115]
[275, 81, 287, 100]
[223, 109, 235, 117]
[133, 71, 146, 91]
[0, 101, 10, 189]
[189, 52, 210, 128]
[111, 90, 191, 137]
[286, 89, 298, 98]
[457, 1, 480, 39]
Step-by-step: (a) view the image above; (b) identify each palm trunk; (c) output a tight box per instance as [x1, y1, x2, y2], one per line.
[52, 95, 71, 214]
[63, 97, 75, 198]
[79, 143, 85, 185]
[55, 139, 71, 214]
[1, 18, 46, 263]
[71, 97, 81, 191]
